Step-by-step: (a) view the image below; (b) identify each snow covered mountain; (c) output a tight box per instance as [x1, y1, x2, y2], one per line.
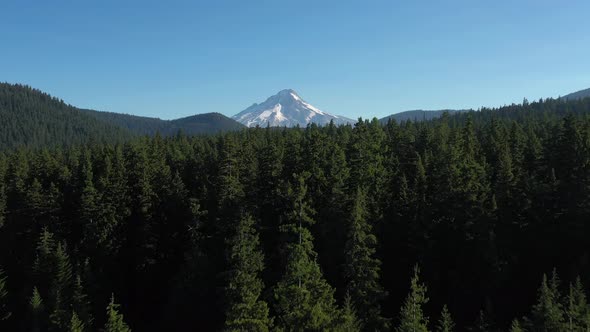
[232, 89, 354, 127]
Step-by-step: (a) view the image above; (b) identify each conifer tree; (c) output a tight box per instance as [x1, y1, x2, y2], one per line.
[0, 181, 5, 229]
[69, 311, 85, 332]
[33, 228, 56, 299]
[224, 215, 271, 332]
[104, 294, 131, 332]
[436, 305, 454, 332]
[29, 287, 45, 332]
[397, 265, 429, 332]
[72, 275, 93, 329]
[337, 293, 361, 332]
[509, 319, 523, 332]
[273, 173, 339, 331]
[531, 273, 565, 331]
[565, 277, 590, 331]
[344, 186, 389, 331]
[0, 268, 10, 321]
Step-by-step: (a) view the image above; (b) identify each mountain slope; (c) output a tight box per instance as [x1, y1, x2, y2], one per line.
[0, 83, 132, 150]
[562, 88, 590, 101]
[232, 89, 354, 127]
[379, 109, 465, 123]
[84, 110, 244, 136]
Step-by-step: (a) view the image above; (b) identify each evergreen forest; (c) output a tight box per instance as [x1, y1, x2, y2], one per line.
[2, 94, 590, 331]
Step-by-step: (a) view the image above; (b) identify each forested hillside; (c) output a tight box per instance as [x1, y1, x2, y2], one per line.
[380, 109, 464, 123]
[2, 97, 590, 331]
[0, 83, 131, 149]
[83, 110, 244, 136]
[0, 83, 245, 151]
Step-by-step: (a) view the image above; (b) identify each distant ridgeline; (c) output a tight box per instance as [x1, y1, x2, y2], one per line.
[0, 83, 131, 149]
[0, 83, 244, 150]
[2, 85, 590, 331]
[2, 82, 590, 151]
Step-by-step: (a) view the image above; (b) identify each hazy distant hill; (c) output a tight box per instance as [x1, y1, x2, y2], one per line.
[562, 88, 590, 101]
[84, 110, 244, 136]
[379, 109, 465, 123]
[0, 83, 131, 149]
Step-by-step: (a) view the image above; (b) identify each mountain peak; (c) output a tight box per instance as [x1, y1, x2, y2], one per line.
[232, 90, 353, 127]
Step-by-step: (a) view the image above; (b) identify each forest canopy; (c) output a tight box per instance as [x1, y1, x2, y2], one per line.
[1, 96, 590, 331]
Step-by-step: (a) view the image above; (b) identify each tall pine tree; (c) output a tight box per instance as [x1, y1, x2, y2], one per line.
[224, 215, 272, 331]
[273, 173, 339, 331]
[397, 265, 429, 332]
[344, 186, 389, 331]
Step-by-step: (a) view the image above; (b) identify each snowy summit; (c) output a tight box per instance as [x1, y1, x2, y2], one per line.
[232, 89, 354, 127]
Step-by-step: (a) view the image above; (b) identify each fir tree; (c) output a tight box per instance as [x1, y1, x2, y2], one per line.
[0, 268, 10, 321]
[509, 319, 523, 332]
[29, 287, 45, 332]
[273, 173, 339, 331]
[436, 305, 454, 332]
[397, 265, 429, 332]
[224, 215, 271, 332]
[531, 273, 564, 332]
[565, 277, 590, 332]
[337, 293, 361, 332]
[344, 186, 389, 331]
[71, 275, 93, 329]
[104, 294, 131, 332]
[69, 311, 85, 332]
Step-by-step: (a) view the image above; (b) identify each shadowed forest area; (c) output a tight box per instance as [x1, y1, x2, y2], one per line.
[2, 96, 590, 331]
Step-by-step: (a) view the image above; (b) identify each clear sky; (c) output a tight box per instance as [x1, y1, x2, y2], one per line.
[2, 0, 590, 120]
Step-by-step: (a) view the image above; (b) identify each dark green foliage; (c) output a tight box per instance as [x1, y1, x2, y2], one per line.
[224, 215, 271, 331]
[273, 173, 340, 331]
[344, 186, 388, 331]
[530, 272, 565, 332]
[69, 311, 85, 332]
[565, 277, 590, 331]
[29, 287, 45, 332]
[0, 268, 10, 321]
[337, 293, 361, 332]
[509, 319, 523, 332]
[437, 305, 454, 332]
[84, 110, 244, 136]
[397, 266, 429, 332]
[0, 95, 589, 330]
[0, 83, 131, 149]
[104, 294, 131, 332]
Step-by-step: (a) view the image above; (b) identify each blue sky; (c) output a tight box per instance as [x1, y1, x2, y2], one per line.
[1, 0, 589, 120]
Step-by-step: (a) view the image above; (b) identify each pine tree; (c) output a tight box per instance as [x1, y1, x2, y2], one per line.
[436, 305, 454, 332]
[69, 311, 85, 332]
[71, 275, 93, 329]
[224, 215, 271, 332]
[0, 180, 6, 229]
[29, 287, 45, 332]
[273, 173, 339, 331]
[531, 273, 565, 331]
[0, 268, 10, 321]
[337, 293, 361, 332]
[104, 294, 131, 332]
[471, 310, 493, 332]
[344, 186, 389, 331]
[509, 319, 523, 332]
[48, 241, 74, 330]
[397, 265, 429, 332]
[565, 277, 590, 331]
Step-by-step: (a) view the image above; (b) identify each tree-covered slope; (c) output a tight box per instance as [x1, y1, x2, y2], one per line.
[84, 110, 245, 136]
[562, 87, 590, 100]
[380, 109, 465, 123]
[0, 83, 132, 149]
[2, 94, 590, 331]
